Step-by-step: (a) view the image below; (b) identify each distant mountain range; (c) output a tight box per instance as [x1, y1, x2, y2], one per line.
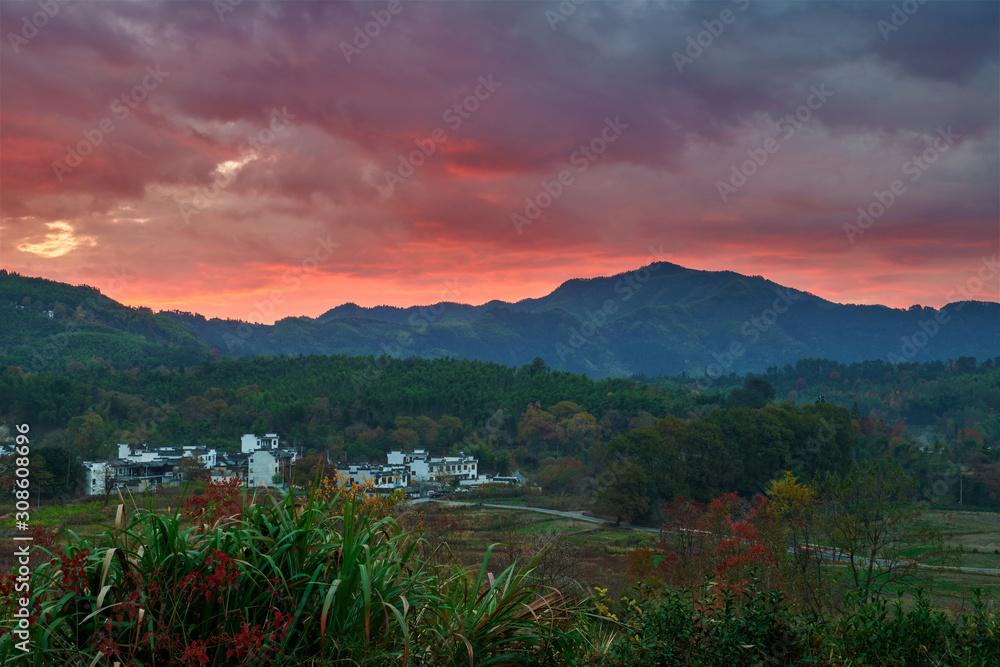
[2, 264, 998, 378]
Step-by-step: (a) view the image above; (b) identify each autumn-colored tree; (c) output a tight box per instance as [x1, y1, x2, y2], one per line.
[765, 471, 828, 605]
[291, 452, 332, 486]
[536, 456, 583, 495]
[392, 427, 419, 448]
[960, 427, 986, 445]
[627, 411, 657, 430]
[549, 401, 584, 420]
[412, 415, 438, 447]
[517, 402, 564, 454]
[655, 493, 782, 597]
[175, 454, 208, 483]
[705, 493, 781, 595]
[562, 411, 600, 455]
[657, 497, 710, 588]
[623, 547, 661, 590]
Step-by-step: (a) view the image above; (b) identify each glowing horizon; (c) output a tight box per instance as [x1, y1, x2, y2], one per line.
[1, 1, 997, 323]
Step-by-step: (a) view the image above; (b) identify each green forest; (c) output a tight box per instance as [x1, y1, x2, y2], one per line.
[2, 352, 998, 511]
[2, 272, 1000, 665]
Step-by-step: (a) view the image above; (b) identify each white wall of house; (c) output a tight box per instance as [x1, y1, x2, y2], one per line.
[242, 433, 280, 454]
[427, 457, 477, 482]
[247, 448, 297, 487]
[115, 444, 217, 468]
[182, 447, 217, 467]
[248, 450, 280, 487]
[83, 462, 110, 496]
[409, 458, 431, 481]
[241, 434, 258, 454]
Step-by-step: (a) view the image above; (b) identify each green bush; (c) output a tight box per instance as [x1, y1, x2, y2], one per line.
[586, 582, 1000, 666]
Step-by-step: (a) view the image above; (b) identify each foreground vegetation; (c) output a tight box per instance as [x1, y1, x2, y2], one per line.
[2, 476, 998, 665]
[589, 584, 998, 666]
[0, 481, 576, 665]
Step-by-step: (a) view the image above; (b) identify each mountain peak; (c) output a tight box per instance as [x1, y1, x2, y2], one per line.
[4, 265, 998, 378]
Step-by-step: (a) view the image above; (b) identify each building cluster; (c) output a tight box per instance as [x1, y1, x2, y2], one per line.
[334, 462, 412, 492]
[83, 433, 299, 495]
[79, 435, 502, 496]
[387, 449, 479, 484]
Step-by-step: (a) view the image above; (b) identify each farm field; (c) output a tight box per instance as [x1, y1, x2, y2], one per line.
[3, 490, 998, 610]
[401, 501, 1000, 609]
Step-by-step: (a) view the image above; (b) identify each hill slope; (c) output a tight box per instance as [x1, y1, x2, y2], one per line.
[0, 270, 212, 371]
[3, 264, 997, 377]
[160, 262, 1000, 378]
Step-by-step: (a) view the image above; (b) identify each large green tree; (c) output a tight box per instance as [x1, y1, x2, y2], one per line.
[818, 460, 944, 603]
[36, 446, 85, 497]
[594, 461, 649, 525]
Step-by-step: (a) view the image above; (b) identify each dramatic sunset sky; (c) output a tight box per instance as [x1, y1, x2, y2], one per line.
[1, 0, 997, 322]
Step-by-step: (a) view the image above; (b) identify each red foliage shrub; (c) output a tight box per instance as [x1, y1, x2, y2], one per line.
[181, 477, 246, 525]
[656, 493, 781, 596]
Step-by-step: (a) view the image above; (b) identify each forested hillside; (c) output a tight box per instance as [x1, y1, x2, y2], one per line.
[163, 263, 1000, 377]
[0, 270, 211, 371]
[2, 354, 997, 510]
[647, 356, 1000, 444]
[6, 266, 997, 379]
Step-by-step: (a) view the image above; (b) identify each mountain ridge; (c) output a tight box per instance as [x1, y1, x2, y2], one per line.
[2, 264, 997, 378]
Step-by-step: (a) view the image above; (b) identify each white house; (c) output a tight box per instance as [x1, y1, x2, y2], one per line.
[336, 462, 411, 491]
[115, 443, 217, 469]
[387, 449, 478, 485]
[246, 447, 299, 487]
[82, 461, 111, 496]
[241, 433, 280, 454]
[106, 460, 173, 493]
[95, 435, 292, 491]
[90, 443, 222, 494]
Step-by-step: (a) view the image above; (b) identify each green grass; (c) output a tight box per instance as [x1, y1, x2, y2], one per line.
[0, 500, 108, 532]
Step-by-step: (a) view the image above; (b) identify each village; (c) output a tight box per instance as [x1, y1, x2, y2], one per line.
[69, 433, 519, 498]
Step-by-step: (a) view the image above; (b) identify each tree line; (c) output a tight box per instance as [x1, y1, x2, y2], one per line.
[1, 354, 997, 509]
